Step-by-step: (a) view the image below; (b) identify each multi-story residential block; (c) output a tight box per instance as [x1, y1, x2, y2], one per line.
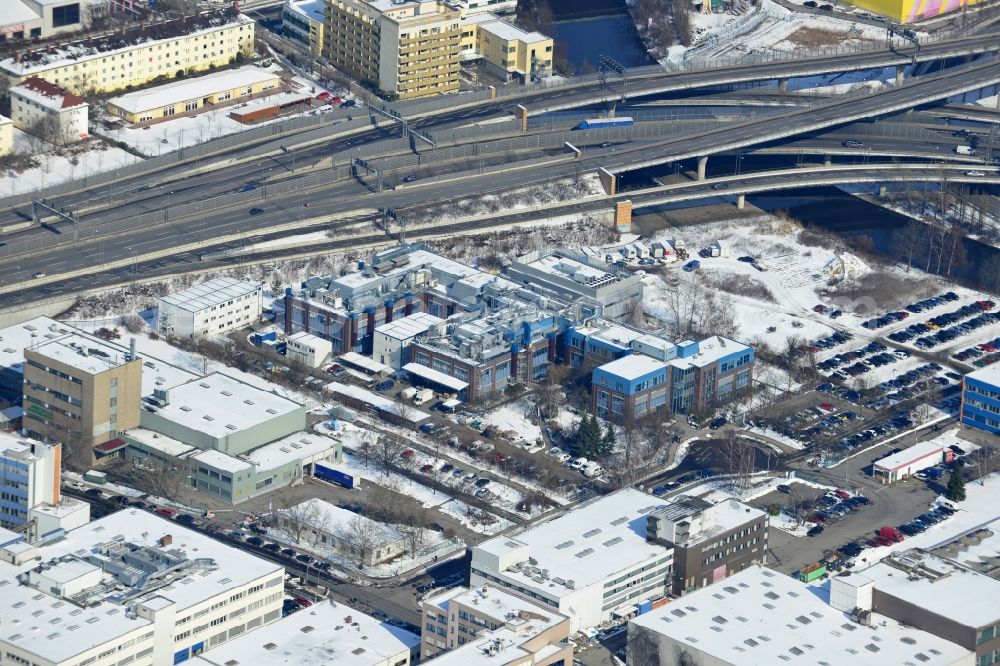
[22, 333, 143, 450]
[471, 488, 674, 632]
[0, 114, 15, 156]
[856, 550, 1000, 665]
[9, 76, 88, 143]
[282, 0, 325, 54]
[460, 14, 552, 81]
[0, 9, 255, 95]
[158, 277, 263, 338]
[285, 331, 333, 368]
[0, 432, 62, 530]
[0, 509, 285, 666]
[2, 0, 85, 41]
[628, 565, 973, 666]
[323, 0, 462, 99]
[961, 363, 1000, 435]
[278, 497, 408, 566]
[646, 495, 768, 595]
[195, 598, 419, 666]
[420, 584, 571, 663]
[591, 335, 754, 421]
[107, 67, 280, 124]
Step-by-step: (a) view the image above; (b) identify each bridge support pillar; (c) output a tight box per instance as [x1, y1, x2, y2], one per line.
[995, 90, 1000, 111]
[488, 85, 497, 100]
[895, 66, 905, 85]
[778, 78, 788, 93]
[515, 104, 528, 132]
[697, 156, 708, 181]
[737, 193, 746, 209]
[599, 167, 617, 195]
[823, 155, 832, 167]
[614, 199, 633, 232]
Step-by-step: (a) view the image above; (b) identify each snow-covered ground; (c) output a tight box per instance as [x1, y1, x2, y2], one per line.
[481, 399, 545, 449]
[0, 130, 140, 197]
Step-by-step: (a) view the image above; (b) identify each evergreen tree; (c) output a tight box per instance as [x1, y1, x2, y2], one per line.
[945, 465, 966, 502]
[597, 424, 616, 458]
[572, 415, 601, 457]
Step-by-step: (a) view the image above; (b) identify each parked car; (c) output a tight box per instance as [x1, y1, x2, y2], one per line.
[682, 260, 701, 272]
[709, 417, 728, 430]
[807, 525, 824, 537]
[249, 207, 264, 215]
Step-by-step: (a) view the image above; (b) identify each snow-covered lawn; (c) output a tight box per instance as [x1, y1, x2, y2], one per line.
[481, 399, 545, 449]
[0, 130, 140, 197]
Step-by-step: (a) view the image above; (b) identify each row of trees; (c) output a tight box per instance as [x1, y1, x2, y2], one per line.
[632, 0, 692, 54]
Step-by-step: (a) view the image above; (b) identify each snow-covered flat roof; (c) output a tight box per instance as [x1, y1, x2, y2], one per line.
[596, 353, 667, 381]
[287, 331, 332, 348]
[375, 312, 443, 340]
[154, 371, 303, 439]
[873, 440, 944, 472]
[966, 362, 1000, 388]
[325, 381, 431, 422]
[338, 351, 390, 374]
[0, 509, 282, 664]
[402, 362, 468, 391]
[669, 335, 750, 370]
[434, 585, 565, 629]
[32, 333, 130, 375]
[0, 316, 68, 374]
[588, 322, 645, 349]
[860, 551, 1000, 629]
[474, 488, 670, 596]
[125, 428, 196, 457]
[630, 566, 972, 665]
[478, 19, 549, 43]
[525, 254, 619, 284]
[109, 67, 279, 114]
[246, 431, 338, 472]
[192, 448, 252, 474]
[196, 598, 417, 666]
[159, 276, 262, 313]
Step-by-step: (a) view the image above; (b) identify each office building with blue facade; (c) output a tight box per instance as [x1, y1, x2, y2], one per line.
[592, 335, 754, 422]
[961, 364, 1000, 434]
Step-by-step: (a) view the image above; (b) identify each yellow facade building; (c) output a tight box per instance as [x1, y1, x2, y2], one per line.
[846, 0, 978, 22]
[0, 115, 12, 157]
[461, 13, 552, 81]
[324, 0, 461, 100]
[283, 0, 325, 55]
[106, 66, 281, 123]
[0, 9, 255, 95]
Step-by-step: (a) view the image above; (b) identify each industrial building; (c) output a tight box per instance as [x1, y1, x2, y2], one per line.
[281, 0, 324, 55]
[871, 440, 947, 484]
[857, 550, 1000, 664]
[157, 276, 263, 338]
[646, 495, 768, 595]
[459, 14, 553, 81]
[278, 498, 408, 566]
[2, 0, 86, 41]
[139, 371, 307, 457]
[373, 312, 444, 370]
[9, 77, 88, 144]
[285, 331, 333, 368]
[195, 598, 419, 666]
[420, 584, 571, 663]
[0, 509, 285, 666]
[470, 488, 674, 632]
[0, 9, 255, 94]
[106, 67, 281, 124]
[22, 332, 143, 451]
[961, 363, 1000, 435]
[627, 565, 973, 666]
[322, 0, 461, 99]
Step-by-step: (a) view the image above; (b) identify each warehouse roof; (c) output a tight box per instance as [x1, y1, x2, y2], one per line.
[246, 431, 338, 472]
[375, 312, 443, 341]
[873, 440, 944, 472]
[630, 566, 971, 666]
[159, 276, 262, 314]
[402, 362, 468, 391]
[595, 353, 667, 381]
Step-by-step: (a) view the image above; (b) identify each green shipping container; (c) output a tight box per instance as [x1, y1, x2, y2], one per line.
[800, 563, 827, 582]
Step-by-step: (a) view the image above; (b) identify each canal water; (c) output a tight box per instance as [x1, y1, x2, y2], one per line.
[547, 0, 655, 74]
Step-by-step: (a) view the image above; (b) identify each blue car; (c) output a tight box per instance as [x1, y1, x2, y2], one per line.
[683, 260, 701, 272]
[652, 485, 669, 496]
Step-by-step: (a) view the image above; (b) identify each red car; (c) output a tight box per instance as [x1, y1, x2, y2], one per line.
[834, 489, 851, 500]
[315, 91, 332, 101]
[402, 449, 415, 460]
[813, 304, 827, 313]
[330, 96, 343, 105]
[294, 597, 313, 608]
[419, 464, 434, 474]
[155, 507, 177, 519]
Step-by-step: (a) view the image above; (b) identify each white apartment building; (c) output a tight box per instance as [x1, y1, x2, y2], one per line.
[158, 277, 263, 338]
[9, 76, 88, 144]
[0, 509, 285, 666]
[0, 432, 63, 530]
[470, 489, 674, 632]
[285, 331, 333, 369]
[454, 0, 517, 15]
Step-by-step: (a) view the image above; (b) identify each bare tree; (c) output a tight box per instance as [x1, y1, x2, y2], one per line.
[720, 431, 756, 495]
[280, 500, 324, 544]
[970, 445, 996, 486]
[369, 434, 408, 476]
[397, 505, 429, 556]
[335, 515, 387, 566]
[786, 485, 813, 525]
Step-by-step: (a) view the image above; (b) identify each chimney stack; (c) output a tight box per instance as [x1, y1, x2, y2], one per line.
[129, 337, 137, 361]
